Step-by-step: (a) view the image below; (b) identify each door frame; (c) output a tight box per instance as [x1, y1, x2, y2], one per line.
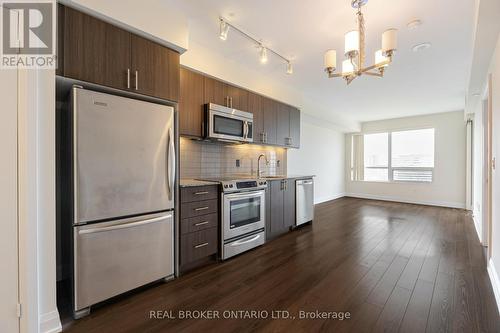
[487, 74, 493, 258]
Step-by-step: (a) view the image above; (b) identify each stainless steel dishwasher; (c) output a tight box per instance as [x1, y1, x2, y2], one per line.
[296, 178, 314, 226]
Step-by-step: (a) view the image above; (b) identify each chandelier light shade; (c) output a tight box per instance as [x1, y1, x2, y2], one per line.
[344, 30, 360, 56]
[342, 59, 354, 74]
[324, 49, 337, 70]
[324, 0, 398, 84]
[375, 50, 389, 67]
[382, 28, 398, 53]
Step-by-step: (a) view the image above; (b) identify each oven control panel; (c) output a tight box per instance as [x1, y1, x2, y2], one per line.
[221, 179, 267, 192]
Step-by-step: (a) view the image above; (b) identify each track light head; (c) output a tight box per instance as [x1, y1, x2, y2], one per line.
[286, 62, 293, 74]
[260, 46, 268, 64]
[219, 19, 229, 41]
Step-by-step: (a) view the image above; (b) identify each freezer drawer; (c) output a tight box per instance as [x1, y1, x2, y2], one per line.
[296, 179, 314, 226]
[74, 212, 174, 312]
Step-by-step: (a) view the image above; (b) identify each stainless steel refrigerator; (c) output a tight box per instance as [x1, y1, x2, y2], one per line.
[70, 87, 176, 318]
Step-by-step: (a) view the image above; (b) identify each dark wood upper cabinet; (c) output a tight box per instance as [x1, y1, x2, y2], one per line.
[130, 35, 179, 101]
[262, 97, 278, 145]
[63, 6, 130, 90]
[248, 92, 264, 143]
[203, 76, 227, 106]
[226, 84, 248, 111]
[179, 68, 204, 137]
[59, 5, 179, 101]
[179, 68, 300, 147]
[276, 104, 291, 146]
[289, 107, 301, 148]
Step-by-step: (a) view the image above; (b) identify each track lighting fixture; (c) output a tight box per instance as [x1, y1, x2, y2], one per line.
[219, 19, 229, 41]
[218, 17, 293, 75]
[260, 46, 268, 64]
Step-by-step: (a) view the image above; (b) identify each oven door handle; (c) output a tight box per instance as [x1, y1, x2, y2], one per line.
[225, 191, 264, 200]
[230, 234, 261, 246]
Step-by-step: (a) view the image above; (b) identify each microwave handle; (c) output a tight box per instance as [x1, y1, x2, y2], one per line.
[243, 121, 248, 139]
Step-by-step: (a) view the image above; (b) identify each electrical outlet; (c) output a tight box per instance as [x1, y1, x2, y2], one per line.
[277, 160, 280, 167]
[236, 159, 240, 167]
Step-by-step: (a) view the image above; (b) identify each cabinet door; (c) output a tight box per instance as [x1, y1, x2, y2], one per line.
[248, 92, 264, 143]
[268, 180, 285, 239]
[63, 6, 130, 90]
[130, 35, 180, 101]
[265, 185, 272, 239]
[226, 84, 248, 111]
[262, 97, 278, 145]
[204, 76, 227, 106]
[283, 179, 296, 229]
[179, 68, 204, 137]
[289, 107, 301, 148]
[276, 104, 291, 147]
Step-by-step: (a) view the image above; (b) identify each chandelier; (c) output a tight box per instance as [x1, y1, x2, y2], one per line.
[323, 0, 398, 84]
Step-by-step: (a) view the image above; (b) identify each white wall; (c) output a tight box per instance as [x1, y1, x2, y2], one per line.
[472, 105, 486, 243]
[345, 111, 467, 208]
[287, 115, 345, 204]
[0, 69, 19, 332]
[489, 35, 500, 295]
[17, 69, 60, 333]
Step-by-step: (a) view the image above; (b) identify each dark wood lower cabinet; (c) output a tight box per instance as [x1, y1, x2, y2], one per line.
[180, 227, 218, 265]
[180, 185, 219, 273]
[266, 179, 296, 240]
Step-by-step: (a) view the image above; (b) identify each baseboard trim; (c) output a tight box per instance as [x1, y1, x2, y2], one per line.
[40, 310, 62, 333]
[487, 259, 500, 315]
[315, 193, 345, 205]
[345, 193, 466, 209]
[472, 214, 483, 244]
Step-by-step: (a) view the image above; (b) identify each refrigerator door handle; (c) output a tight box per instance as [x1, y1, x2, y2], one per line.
[78, 214, 172, 235]
[167, 128, 176, 200]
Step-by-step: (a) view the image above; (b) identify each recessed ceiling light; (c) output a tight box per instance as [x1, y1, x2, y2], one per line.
[407, 19, 422, 29]
[412, 42, 431, 52]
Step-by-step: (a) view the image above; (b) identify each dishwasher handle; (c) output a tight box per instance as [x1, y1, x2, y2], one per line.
[297, 179, 314, 185]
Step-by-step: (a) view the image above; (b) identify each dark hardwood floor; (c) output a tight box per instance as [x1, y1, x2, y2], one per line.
[61, 197, 500, 333]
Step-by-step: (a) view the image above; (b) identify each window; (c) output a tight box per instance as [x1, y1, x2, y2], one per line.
[363, 133, 389, 181]
[391, 129, 434, 182]
[353, 128, 435, 183]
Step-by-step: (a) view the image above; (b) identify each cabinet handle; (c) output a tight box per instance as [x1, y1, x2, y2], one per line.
[194, 206, 209, 211]
[127, 69, 130, 89]
[135, 70, 139, 90]
[230, 97, 233, 108]
[194, 242, 209, 249]
[194, 191, 209, 195]
[195, 221, 209, 226]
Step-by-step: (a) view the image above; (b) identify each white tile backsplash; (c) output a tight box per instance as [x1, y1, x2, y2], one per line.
[180, 138, 287, 178]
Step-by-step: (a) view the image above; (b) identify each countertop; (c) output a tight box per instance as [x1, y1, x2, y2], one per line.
[179, 179, 219, 187]
[180, 175, 315, 187]
[261, 175, 315, 180]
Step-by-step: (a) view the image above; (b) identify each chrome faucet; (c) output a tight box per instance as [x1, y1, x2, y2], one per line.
[257, 154, 269, 178]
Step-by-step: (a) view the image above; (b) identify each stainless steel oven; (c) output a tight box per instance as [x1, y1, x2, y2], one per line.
[198, 177, 267, 260]
[223, 190, 265, 240]
[205, 103, 253, 143]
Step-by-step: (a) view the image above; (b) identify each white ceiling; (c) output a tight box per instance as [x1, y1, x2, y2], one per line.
[170, 0, 475, 124]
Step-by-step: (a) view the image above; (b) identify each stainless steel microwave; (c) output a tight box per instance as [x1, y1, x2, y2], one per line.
[204, 103, 253, 143]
